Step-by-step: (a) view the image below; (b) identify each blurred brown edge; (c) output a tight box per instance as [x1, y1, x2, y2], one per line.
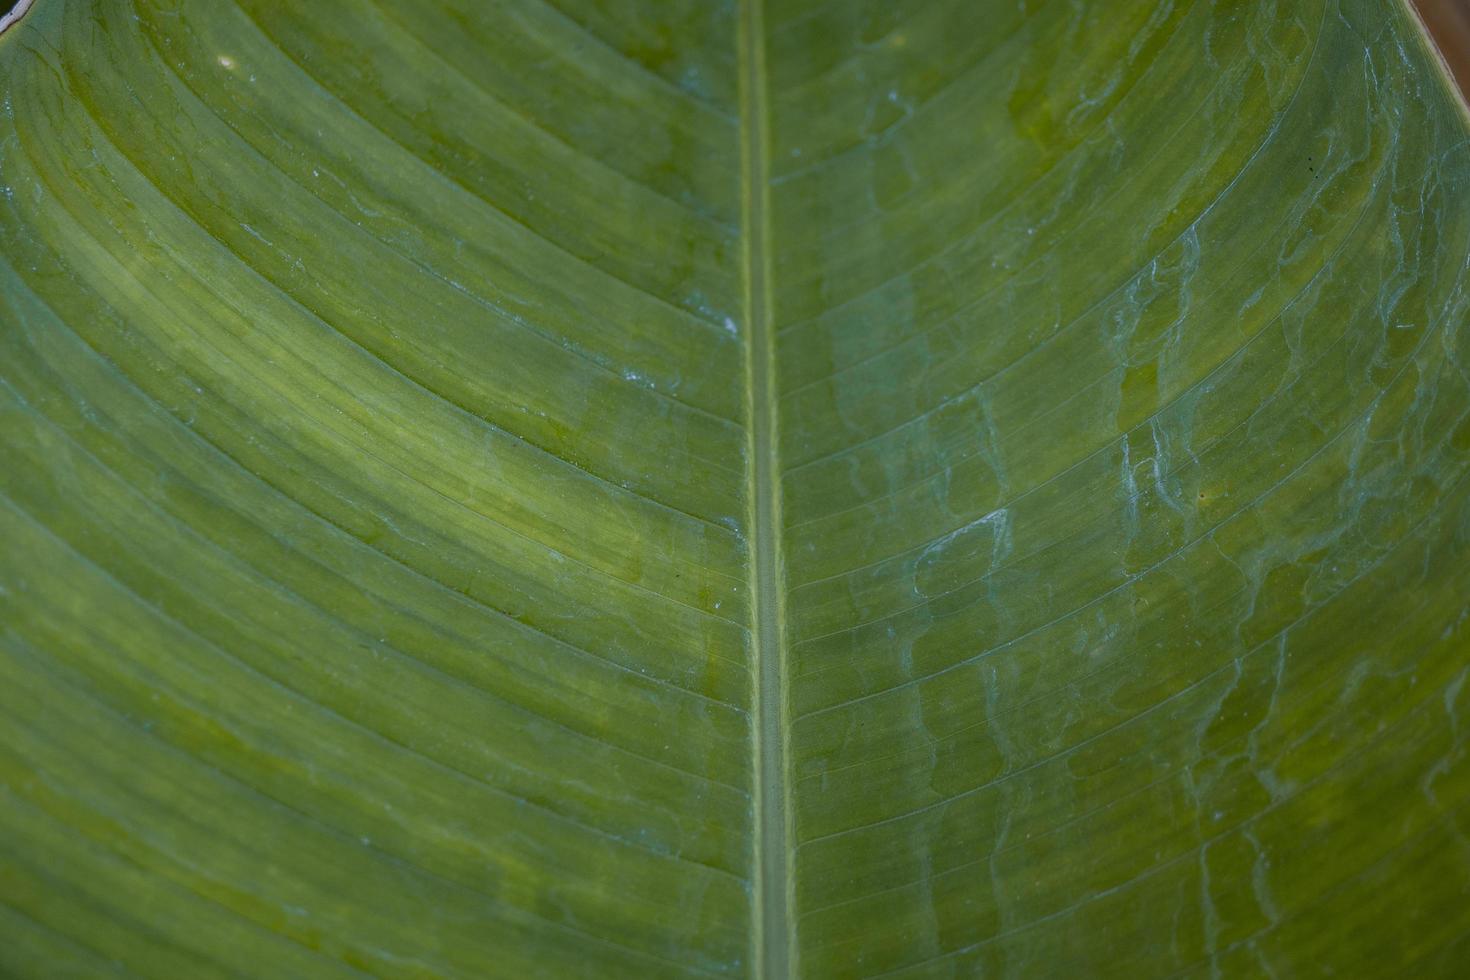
[1410, 0, 1470, 118]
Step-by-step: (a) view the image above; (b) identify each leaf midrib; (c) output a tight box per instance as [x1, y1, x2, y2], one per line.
[738, 1, 793, 977]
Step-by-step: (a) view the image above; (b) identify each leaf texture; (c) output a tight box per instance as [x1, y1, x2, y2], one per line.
[1, 0, 1469, 977]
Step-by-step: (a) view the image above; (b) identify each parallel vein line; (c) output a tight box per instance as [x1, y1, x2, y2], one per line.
[786, 140, 1386, 595]
[23, 85, 749, 629]
[791, 262, 1455, 724]
[773, 0, 1325, 347]
[0, 373, 750, 797]
[0, 251, 744, 714]
[0, 491, 747, 884]
[227, 0, 736, 336]
[0, 665, 731, 976]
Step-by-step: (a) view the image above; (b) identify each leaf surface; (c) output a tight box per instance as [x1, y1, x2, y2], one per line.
[2, 0, 1469, 977]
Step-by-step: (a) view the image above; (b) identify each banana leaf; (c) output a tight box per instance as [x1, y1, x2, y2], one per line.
[2, 0, 1469, 976]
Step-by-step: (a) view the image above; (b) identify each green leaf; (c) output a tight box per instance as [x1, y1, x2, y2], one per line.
[2, 0, 1469, 976]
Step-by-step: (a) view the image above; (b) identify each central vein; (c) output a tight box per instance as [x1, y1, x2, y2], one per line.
[738, 1, 794, 977]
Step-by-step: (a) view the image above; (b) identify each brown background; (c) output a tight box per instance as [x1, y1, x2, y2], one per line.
[1414, 0, 1470, 100]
